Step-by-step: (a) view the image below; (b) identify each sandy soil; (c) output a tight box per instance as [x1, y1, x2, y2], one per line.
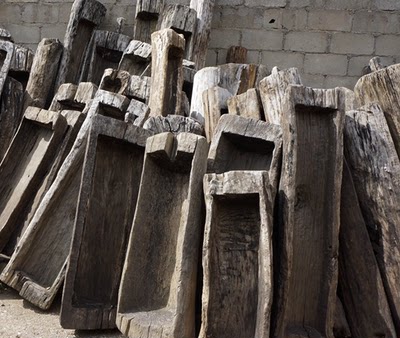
[0, 284, 126, 338]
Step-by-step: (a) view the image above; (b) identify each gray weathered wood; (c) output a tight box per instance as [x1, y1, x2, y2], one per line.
[354, 64, 400, 158]
[0, 77, 23, 161]
[190, 63, 268, 124]
[143, 115, 204, 135]
[117, 132, 208, 338]
[80, 30, 131, 85]
[149, 29, 185, 117]
[202, 86, 232, 142]
[118, 40, 151, 76]
[0, 91, 130, 309]
[226, 46, 247, 64]
[55, 0, 106, 89]
[23, 39, 63, 112]
[369, 56, 385, 72]
[0, 41, 14, 98]
[190, 0, 215, 70]
[0, 108, 68, 262]
[344, 102, 400, 332]
[183, 59, 196, 100]
[339, 158, 396, 338]
[208, 114, 282, 200]
[227, 88, 264, 121]
[49, 82, 97, 111]
[60, 115, 153, 329]
[125, 99, 150, 127]
[0, 29, 13, 42]
[200, 170, 273, 338]
[259, 67, 302, 124]
[160, 4, 197, 60]
[134, 0, 165, 44]
[273, 85, 346, 338]
[9, 45, 34, 89]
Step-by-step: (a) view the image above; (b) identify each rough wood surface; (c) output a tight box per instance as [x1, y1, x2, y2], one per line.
[369, 56, 385, 72]
[344, 102, 400, 333]
[0, 40, 14, 98]
[0, 77, 23, 161]
[117, 132, 208, 338]
[0, 108, 68, 260]
[202, 86, 232, 142]
[160, 4, 197, 60]
[125, 99, 150, 127]
[23, 38, 63, 112]
[183, 60, 196, 101]
[259, 67, 302, 124]
[200, 170, 273, 338]
[80, 30, 131, 85]
[273, 85, 346, 338]
[208, 114, 282, 200]
[55, 0, 106, 89]
[49, 82, 97, 111]
[149, 29, 185, 117]
[49, 83, 78, 111]
[354, 63, 400, 158]
[134, 0, 164, 44]
[190, 63, 268, 124]
[61, 115, 153, 330]
[0, 29, 13, 42]
[143, 115, 204, 135]
[118, 40, 151, 76]
[0, 91, 130, 310]
[339, 158, 396, 338]
[227, 88, 264, 120]
[189, 0, 215, 70]
[226, 46, 247, 64]
[333, 298, 351, 338]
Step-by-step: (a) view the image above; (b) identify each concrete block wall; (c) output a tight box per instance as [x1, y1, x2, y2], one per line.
[1, 0, 400, 89]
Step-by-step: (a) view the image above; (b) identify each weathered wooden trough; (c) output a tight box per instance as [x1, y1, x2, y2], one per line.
[1, 0, 400, 338]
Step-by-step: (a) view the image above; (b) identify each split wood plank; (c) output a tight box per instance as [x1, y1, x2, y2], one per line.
[227, 88, 264, 121]
[200, 170, 274, 338]
[0, 40, 14, 98]
[0, 91, 130, 310]
[273, 85, 346, 338]
[49, 84, 78, 111]
[23, 38, 63, 112]
[125, 99, 150, 127]
[189, 0, 215, 70]
[0, 29, 13, 42]
[0, 108, 68, 261]
[226, 46, 247, 64]
[134, 0, 165, 44]
[338, 158, 396, 338]
[344, 102, 400, 333]
[149, 28, 185, 117]
[118, 40, 151, 76]
[354, 64, 400, 158]
[208, 114, 282, 200]
[80, 30, 131, 85]
[183, 59, 196, 102]
[143, 115, 204, 135]
[55, 0, 106, 89]
[190, 63, 268, 124]
[258, 67, 302, 125]
[0, 77, 23, 161]
[49, 82, 97, 112]
[61, 115, 153, 329]
[159, 4, 197, 61]
[117, 132, 208, 338]
[9, 45, 34, 89]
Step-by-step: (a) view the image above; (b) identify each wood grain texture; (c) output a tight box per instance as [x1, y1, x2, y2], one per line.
[333, 298, 351, 338]
[259, 67, 302, 125]
[0, 108, 68, 261]
[49, 82, 97, 112]
[0, 29, 13, 42]
[80, 30, 131, 85]
[149, 29, 185, 117]
[227, 88, 264, 121]
[117, 132, 208, 338]
[208, 114, 282, 200]
[339, 159, 396, 338]
[226, 46, 247, 64]
[354, 63, 400, 158]
[344, 102, 400, 333]
[118, 40, 151, 76]
[61, 115, 153, 329]
[8, 44, 34, 89]
[0, 91, 130, 310]
[134, 0, 164, 44]
[190, 63, 268, 124]
[200, 171, 274, 338]
[55, 0, 106, 89]
[0, 40, 14, 98]
[143, 115, 204, 135]
[125, 99, 150, 127]
[273, 85, 346, 338]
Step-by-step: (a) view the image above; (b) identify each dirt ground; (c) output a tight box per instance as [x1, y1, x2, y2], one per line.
[0, 284, 126, 338]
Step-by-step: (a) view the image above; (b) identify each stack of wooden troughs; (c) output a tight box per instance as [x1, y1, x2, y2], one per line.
[0, 1, 399, 338]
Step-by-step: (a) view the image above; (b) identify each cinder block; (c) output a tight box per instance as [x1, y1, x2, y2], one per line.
[22, 4, 59, 24]
[324, 0, 372, 10]
[58, 3, 74, 23]
[348, 55, 394, 76]
[247, 50, 261, 64]
[209, 29, 241, 49]
[375, 0, 400, 10]
[282, 9, 307, 30]
[242, 29, 283, 50]
[263, 9, 284, 30]
[40, 24, 67, 41]
[376, 35, 400, 56]
[304, 53, 348, 76]
[289, 0, 311, 7]
[301, 73, 325, 88]
[308, 10, 353, 31]
[0, 4, 22, 24]
[7, 24, 40, 44]
[216, 0, 243, 5]
[205, 49, 217, 67]
[219, 7, 264, 29]
[245, 0, 286, 7]
[330, 33, 374, 55]
[325, 75, 358, 90]
[261, 50, 304, 70]
[353, 11, 399, 34]
[284, 31, 328, 53]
